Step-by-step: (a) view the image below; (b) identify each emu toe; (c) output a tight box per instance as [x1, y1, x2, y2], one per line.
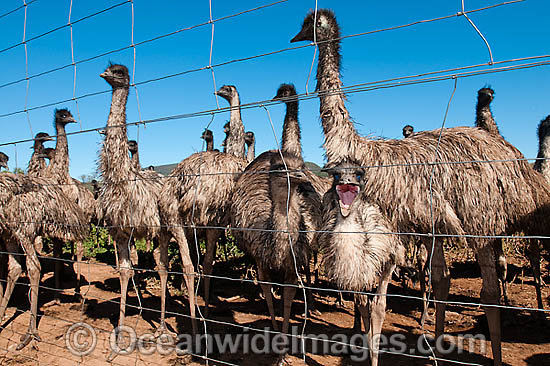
[17, 331, 41, 350]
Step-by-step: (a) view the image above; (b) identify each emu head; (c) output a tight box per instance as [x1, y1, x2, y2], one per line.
[291, 9, 338, 43]
[0, 152, 8, 170]
[128, 140, 138, 155]
[223, 121, 230, 134]
[273, 83, 297, 103]
[477, 87, 494, 107]
[215, 85, 238, 103]
[100, 63, 130, 88]
[244, 131, 255, 146]
[54, 108, 76, 126]
[34, 132, 53, 143]
[201, 129, 213, 142]
[402, 124, 414, 138]
[326, 161, 365, 218]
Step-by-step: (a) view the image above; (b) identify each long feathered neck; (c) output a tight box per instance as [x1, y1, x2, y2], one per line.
[246, 140, 255, 163]
[225, 94, 245, 159]
[316, 24, 362, 162]
[535, 116, 550, 181]
[131, 150, 141, 170]
[476, 100, 499, 135]
[47, 121, 70, 181]
[281, 101, 302, 159]
[100, 86, 132, 183]
[27, 140, 46, 176]
[206, 139, 213, 152]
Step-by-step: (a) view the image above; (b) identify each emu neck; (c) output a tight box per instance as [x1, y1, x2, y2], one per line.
[281, 101, 302, 159]
[317, 36, 361, 162]
[246, 141, 255, 163]
[535, 130, 550, 181]
[131, 150, 141, 170]
[47, 122, 70, 182]
[27, 141, 46, 176]
[270, 180, 299, 231]
[101, 86, 132, 183]
[476, 103, 499, 135]
[225, 95, 245, 159]
[206, 139, 213, 152]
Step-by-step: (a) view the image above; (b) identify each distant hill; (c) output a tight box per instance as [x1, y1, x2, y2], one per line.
[151, 163, 178, 176]
[305, 161, 328, 177]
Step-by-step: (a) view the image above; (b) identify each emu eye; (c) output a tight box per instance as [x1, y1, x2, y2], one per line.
[333, 173, 340, 181]
[356, 174, 362, 181]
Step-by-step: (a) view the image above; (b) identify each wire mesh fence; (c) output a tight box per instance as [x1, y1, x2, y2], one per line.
[0, 1, 548, 365]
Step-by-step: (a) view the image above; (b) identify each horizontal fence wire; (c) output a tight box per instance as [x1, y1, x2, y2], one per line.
[0, 0, 548, 365]
[1, 54, 549, 146]
[0, 0, 529, 120]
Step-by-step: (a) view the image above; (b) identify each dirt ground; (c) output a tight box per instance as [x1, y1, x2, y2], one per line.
[0, 254, 548, 366]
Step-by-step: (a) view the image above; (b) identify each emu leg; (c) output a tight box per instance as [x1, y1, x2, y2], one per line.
[528, 240, 544, 311]
[0, 247, 23, 321]
[153, 234, 169, 337]
[18, 242, 42, 350]
[113, 232, 133, 331]
[257, 265, 278, 331]
[418, 241, 429, 326]
[74, 240, 84, 301]
[281, 274, 297, 334]
[53, 238, 63, 303]
[492, 240, 509, 306]
[431, 240, 450, 341]
[173, 227, 197, 335]
[477, 244, 502, 366]
[0, 241, 8, 299]
[365, 263, 395, 366]
[353, 303, 362, 332]
[203, 229, 221, 316]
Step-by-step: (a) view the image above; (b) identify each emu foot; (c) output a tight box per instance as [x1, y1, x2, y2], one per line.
[72, 290, 83, 303]
[154, 325, 176, 339]
[16, 331, 41, 350]
[276, 352, 291, 366]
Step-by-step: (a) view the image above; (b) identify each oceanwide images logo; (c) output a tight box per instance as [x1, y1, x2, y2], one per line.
[65, 323, 487, 360]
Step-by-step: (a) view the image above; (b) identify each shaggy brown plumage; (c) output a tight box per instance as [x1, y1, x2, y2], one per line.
[319, 161, 403, 364]
[244, 131, 255, 163]
[292, 9, 550, 365]
[98, 64, 172, 336]
[0, 152, 87, 349]
[159, 150, 247, 317]
[27, 132, 52, 177]
[230, 150, 322, 332]
[216, 85, 246, 159]
[471, 87, 511, 307]
[43, 108, 95, 298]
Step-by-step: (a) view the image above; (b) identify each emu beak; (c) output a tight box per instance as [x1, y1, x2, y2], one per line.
[36, 153, 48, 159]
[291, 29, 308, 43]
[67, 116, 77, 123]
[99, 71, 109, 79]
[0, 162, 8, 170]
[336, 184, 359, 218]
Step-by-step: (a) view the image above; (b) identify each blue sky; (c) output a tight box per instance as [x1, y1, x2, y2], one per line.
[0, 0, 548, 178]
